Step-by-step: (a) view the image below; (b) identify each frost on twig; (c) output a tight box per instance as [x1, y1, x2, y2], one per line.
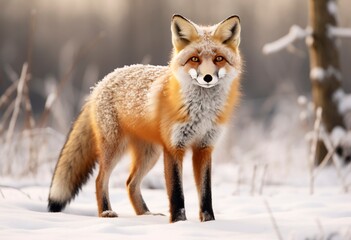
[259, 164, 268, 195]
[264, 199, 283, 240]
[321, 127, 349, 193]
[235, 165, 242, 195]
[263, 25, 309, 55]
[332, 89, 351, 129]
[310, 66, 342, 82]
[309, 107, 322, 195]
[329, 26, 351, 38]
[250, 164, 257, 196]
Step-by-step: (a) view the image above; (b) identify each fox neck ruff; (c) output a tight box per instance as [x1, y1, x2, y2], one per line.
[169, 74, 237, 149]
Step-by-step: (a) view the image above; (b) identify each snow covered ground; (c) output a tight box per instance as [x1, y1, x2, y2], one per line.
[1, 167, 351, 240]
[1, 95, 351, 239]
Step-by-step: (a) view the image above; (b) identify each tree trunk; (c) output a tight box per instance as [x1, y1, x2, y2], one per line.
[308, 0, 345, 164]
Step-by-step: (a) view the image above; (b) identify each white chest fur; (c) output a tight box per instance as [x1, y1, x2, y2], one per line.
[170, 84, 228, 148]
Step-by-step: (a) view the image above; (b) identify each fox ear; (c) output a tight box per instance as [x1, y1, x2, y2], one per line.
[213, 15, 241, 48]
[171, 14, 199, 52]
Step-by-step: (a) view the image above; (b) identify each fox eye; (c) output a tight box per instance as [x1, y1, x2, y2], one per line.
[215, 56, 224, 62]
[190, 56, 200, 62]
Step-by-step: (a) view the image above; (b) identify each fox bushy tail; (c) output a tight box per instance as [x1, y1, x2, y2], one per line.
[48, 103, 97, 212]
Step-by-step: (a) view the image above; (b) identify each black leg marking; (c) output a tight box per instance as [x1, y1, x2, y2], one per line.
[200, 167, 215, 222]
[100, 194, 118, 217]
[140, 196, 150, 213]
[102, 194, 110, 212]
[170, 163, 187, 222]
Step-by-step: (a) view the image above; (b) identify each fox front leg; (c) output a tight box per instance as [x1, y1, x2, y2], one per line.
[163, 148, 187, 223]
[192, 146, 215, 222]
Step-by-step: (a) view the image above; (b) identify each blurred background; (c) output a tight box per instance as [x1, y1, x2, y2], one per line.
[1, 0, 351, 105]
[0, 0, 351, 178]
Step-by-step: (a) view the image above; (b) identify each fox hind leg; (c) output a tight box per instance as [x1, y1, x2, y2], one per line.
[96, 138, 127, 218]
[127, 138, 161, 215]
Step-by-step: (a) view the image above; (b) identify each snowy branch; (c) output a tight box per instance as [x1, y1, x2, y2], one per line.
[263, 25, 310, 55]
[329, 26, 351, 38]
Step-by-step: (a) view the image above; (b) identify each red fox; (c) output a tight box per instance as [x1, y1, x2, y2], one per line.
[48, 14, 242, 223]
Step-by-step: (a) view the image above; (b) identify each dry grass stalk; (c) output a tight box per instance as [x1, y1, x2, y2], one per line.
[22, 84, 35, 129]
[4, 64, 19, 82]
[251, 164, 257, 196]
[264, 199, 284, 240]
[259, 164, 268, 195]
[0, 80, 18, 110]
[309, 107, 323, 195]
[235, 165, 242, 195]
[0, 185, 31, 199]
[20, 10, 39, 175]
[22, 81, 37, 175]
[5, 63, 28, 145]
[23, 129, 39, 175]
[0, 101, 15, 136]
[315, 219, 325, 240]
[320, 127, 349, 193]
[313, 144, 335, 178]
[1, 66, 20, 136]
[4, 63, 28, 173]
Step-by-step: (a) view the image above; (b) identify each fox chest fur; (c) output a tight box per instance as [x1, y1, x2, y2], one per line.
[167, 79, 230, 149]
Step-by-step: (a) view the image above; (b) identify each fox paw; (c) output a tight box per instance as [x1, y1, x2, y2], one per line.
[170, 208, 187, 223]
[100, 210, 118, 218]
[200, 211, 215, 222]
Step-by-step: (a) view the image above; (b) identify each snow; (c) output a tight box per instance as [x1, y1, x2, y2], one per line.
[332, 88, 351, 129]
[331, 127, 347, 146]
[333, 88, 346, 103]
[1, 96, 351, 239]
[327, 0, 338, 17]
[310, 67, 325, 81]
[1, 172, 351, 240]
[339, 94, 351, 114]
[304, 26, 314, 47]
[44, 92, 57, 110]
[310, 66, 342, 82]
[329, 27, 351, 38]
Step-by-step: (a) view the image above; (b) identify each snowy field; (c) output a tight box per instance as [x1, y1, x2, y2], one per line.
[1, 165, 351, 240]
[1, 96, 351, 239]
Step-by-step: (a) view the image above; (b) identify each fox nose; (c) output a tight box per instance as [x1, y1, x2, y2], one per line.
[203, 74, 213, 83]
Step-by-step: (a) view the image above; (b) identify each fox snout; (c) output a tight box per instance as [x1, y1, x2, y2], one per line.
[188, 68, 227, 88]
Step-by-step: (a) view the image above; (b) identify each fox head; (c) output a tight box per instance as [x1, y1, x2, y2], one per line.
[170, 14, 242, 89]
